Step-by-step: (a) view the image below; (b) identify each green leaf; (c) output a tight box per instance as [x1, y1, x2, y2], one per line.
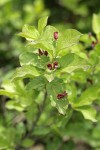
[19, 52, 38, 66]
[1, 80, 15, 93]
[75, 106, 97, 122]
[12, 65, 40, 81]
[56, 29, 82, 52]
[22, 138, 34, 148]
[18, 24, 39, 40]
[0, 90, 15, 98]
[70, 70, 89, 83]
[39, 25, 58, 51]
[0, 80, 16, 98]
[20, 52, 50, 69]
[58, 53, 90, 73]
[6, 100, 24, 111]
[26, 76, 48, 91]
[92, 14, 100, 34]
[38, 16, 48, 33]
[74, 85, 100, 107]
[33, 126, 50, 135]
[47, 78, 68, 115]
[0, 127, 14, 149]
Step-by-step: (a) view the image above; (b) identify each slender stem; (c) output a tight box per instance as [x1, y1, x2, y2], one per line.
[30, 89, 47, 132]
[23, 89, 47, 139]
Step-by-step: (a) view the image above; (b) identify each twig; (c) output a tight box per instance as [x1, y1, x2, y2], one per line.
[29, 90, 47, 134]
[22, 89, 47, 139]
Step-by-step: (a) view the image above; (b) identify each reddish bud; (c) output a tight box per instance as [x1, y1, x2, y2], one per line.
[57, 91, 67, 99]
[54, 32, 58, 40]
[44, 51, 48, 56]
[53, 61, 58, 69]
[92, 41, 98, 48]
[47, 63, 52, 70]
[38, 49, 43, 55]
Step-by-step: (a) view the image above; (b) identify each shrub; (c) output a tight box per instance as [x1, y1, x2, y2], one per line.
[0, 15, 100, 149]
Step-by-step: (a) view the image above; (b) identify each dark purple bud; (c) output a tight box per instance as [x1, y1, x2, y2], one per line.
[44, 51, 48, 56]
[47, 63, 52, 70]
[57, 91, 67, 99]
[53, 61, 58, 69]
[57, 94, 64, 99]
[38, 49, 43, 55]
[54, 32, 58, 40]
[91, 41, 98, 48]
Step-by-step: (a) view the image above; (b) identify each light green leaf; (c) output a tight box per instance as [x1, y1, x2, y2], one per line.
[47, 78, 68, 115]
[75, 106, 97, 122]
[26, 76, 48, 91]
[33, 126, 50, 135]
[0, 80, 16, 98]
[74, 85, 100, 107]
[38, 16, 48, 33]
[19, 52, 38, 66]
[1, 80, 15, 93]
[92, 14, 100, 34]
[12, 65, 40, 81]
[39, 25, 58, 51]
[6, 100, 24, 111]
[58, 53, 90, 73]
[56, 29, 82, 52]
[22, 138, 34, 148]
[0, 90, 15, 98]
[20, 52, 50, 69]
[18, 24, 39, 40]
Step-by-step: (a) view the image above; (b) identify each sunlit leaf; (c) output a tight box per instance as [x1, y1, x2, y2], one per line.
[75, 106, 97, 122]
[58, 53, 90, 73]
[38, 16, 48, 33]
[56, 29, 82, 52]
[12, 65, 40, 81]
[18, 24, 39, 40]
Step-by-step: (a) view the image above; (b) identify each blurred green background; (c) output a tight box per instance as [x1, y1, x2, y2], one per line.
[0, 0, 100, 150]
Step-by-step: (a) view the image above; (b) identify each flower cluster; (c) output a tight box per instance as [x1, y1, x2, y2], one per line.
[47, 62, 58, 70]
[38, 49, 48, 56]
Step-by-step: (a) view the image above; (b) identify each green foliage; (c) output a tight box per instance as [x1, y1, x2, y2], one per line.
[0, 14, 100, 150]
[75, 106, 97, 122]
[12, 65, 40, 81]
[56, 29, 82, 51]
[38, 16, 48, 33]
[18, 24, 40, 40]
[58, 53, 90, 73]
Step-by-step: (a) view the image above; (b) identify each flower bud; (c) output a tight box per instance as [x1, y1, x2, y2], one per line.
[53, 61, 58, 69]
[44, 51, 48, 56]
[38, 49, 43, 55]
[54, 32, 58, 40]
[47, 63, 52, 70]
[92, 41, 98, 48]
[57, 91, 67, 99]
